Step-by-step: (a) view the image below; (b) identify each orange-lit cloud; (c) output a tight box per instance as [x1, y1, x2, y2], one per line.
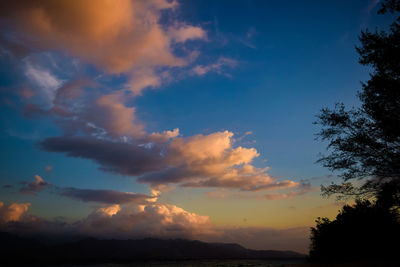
[148, 128, 180, 143]
[78, 202, 213, 239]
[42, 131, 301, 193]
[141, 131, 299, 191]
[0, 201, 31, 223]
[0, 0, 198, 73]
[0, 200, 309, 253]
[1, 0, 206, 99]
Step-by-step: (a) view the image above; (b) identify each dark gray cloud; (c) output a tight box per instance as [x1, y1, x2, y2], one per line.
[40, 136, 167, 176]
[59, 187, 155, 204]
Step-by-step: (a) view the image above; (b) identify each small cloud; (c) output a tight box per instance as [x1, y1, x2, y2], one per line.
[168, 24, 207, 43]
[45, 165, 53, 173]
[148, 128, 180, 143]
[24, 61, 63, 106]
[18, 86, 35, 99]
[19, 175, 51, 195]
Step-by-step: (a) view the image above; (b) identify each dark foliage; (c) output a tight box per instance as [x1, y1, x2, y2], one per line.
[309, 200, 400, 263]
[315, 0, 400, 205]
[311, 1, 400, 263]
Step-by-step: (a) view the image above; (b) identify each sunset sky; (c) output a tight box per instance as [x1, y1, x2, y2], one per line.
[0, 0, 393, 253]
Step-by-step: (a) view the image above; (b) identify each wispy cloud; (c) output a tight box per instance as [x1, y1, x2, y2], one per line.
[192, 57, 238, 76]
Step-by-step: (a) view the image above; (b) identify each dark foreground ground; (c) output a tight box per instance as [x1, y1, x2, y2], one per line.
[47, 260, 305, 267]
[36, 260, 399, 267]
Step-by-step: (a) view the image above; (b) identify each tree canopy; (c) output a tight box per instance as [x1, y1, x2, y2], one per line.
[315, 0, 400, 206]
[310, 1, 400, 263]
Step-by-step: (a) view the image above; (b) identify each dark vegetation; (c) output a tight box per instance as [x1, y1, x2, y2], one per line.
[311, 0, 400, 263]
[0, 232, 305, 265]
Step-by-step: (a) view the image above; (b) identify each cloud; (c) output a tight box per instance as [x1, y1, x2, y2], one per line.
[78, 202, 213, 239]
[192, 57, 238, 76]
[0, 201, 30, 223]
[0, 200, 213, 241]
[0, 0, 204, 74]
[89, 93, 146, 138]
[45, 165, 52, 172]
[148, 128, 180, 143]
[0, 200, 309, 253]
[1, 1, 308, 207]
[125, 68, 162, 96]
[18, 86, 35, 99]
[19, 175, 51, 195]
[23, 79, 147, 138]
[168, 24, 206, 43]
[141, 131, 298, 191]
[24, 61, 63, 106]
[41, 131, 300, 193]
[40, 136, 167, 176]
[258, 180, 318, 200]
[58, 187, 156, 204]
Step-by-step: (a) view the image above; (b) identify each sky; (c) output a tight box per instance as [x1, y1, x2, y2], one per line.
[0, 0, 393, 254]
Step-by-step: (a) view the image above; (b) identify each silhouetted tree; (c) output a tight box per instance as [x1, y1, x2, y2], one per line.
[309, 200, 400, 262]
[311, 1, 400, 263]
[315, 0, 400, 207]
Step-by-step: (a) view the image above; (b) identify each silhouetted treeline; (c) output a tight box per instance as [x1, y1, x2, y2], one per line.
[311, 0, 400, 263]
[309, 200, 400, 262]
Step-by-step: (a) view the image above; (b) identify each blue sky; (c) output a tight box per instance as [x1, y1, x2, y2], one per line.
[0, 0, 393, 253]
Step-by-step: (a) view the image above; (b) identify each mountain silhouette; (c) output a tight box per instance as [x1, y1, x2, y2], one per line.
[0, 232, 305, 264]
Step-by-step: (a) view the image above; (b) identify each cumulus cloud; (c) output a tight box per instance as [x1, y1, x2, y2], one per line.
[41, 131, 300, 193]
[0, 199, 213, 241]
[0, 201, 30, 223]
[19, 175, 51, 195]
[0, 0, 205, 74]
[1, 0, 208, 139]
[1, 0, 309, 209]
[0, 200, 309, 253]
[59, 187, 156, 204]
[78, 202, 213, 239]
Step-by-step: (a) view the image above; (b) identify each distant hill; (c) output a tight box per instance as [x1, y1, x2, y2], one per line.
[0, 232, 306, 264]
